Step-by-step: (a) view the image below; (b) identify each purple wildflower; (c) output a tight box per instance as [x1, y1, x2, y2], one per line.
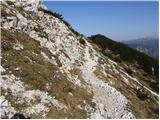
[2, 37, 12, 47]
[52, 71, 61, 81]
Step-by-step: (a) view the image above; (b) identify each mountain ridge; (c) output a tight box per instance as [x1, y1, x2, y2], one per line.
[88, 34, 159, 78]
[0, 0, 159, 119]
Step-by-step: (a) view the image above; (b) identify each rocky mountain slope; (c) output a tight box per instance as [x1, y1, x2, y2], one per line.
[0, 0, 159, 119]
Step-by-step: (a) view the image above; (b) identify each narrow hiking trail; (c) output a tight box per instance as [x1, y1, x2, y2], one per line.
[81, 45, 135, 119]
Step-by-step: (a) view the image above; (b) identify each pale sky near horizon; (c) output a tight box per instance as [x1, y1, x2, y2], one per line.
[44, 1, 159, 41]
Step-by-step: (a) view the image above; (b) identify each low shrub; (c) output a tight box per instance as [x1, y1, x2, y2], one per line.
[1, 37, 13, 50]
[70, 28, 80, 36]
[79, 38, 86, 45]
[6, 1, 14, 5]
[136, 87, 149, 100]
[113, 56, 122, 63]
[62, 19, 70, 27]
[52, 12, 63, 20]
[125, 67, 133, 75]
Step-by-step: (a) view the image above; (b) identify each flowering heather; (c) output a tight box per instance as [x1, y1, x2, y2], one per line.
[2, 37, 12, 47]
[52, 71, 61, 81]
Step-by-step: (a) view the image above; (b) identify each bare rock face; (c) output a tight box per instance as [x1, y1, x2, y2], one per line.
[1, 0, 159, 119]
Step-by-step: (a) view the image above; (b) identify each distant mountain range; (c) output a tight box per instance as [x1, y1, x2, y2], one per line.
[122, 38, 159, 60]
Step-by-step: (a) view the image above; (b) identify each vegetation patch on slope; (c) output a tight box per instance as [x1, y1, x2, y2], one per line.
[88, 34, 159, 78]
[1, 29, 94, 118]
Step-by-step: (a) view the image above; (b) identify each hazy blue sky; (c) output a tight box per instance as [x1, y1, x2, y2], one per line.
[44, 1, 158, 41]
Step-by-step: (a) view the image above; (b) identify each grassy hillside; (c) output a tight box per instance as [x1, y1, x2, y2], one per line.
[88, 34, 159, 78]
